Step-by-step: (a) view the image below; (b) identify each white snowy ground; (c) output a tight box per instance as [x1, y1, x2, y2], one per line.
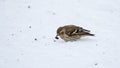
[0, 0, 120, 68]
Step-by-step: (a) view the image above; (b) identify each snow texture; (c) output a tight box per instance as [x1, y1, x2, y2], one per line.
[0, 0, 120, 68]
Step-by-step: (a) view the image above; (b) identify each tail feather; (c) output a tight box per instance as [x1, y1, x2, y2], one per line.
[86, 33, 95, 36]
[80, 32, 95, 36]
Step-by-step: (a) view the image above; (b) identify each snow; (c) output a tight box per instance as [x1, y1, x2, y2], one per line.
[0, 0, 120, 68]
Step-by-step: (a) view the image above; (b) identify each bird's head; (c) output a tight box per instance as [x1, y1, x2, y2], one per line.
[55, 27, 65, 39]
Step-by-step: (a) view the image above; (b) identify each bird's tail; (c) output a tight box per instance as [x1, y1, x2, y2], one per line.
[86, 33, 95, 36]
[80, 32, 95, 36]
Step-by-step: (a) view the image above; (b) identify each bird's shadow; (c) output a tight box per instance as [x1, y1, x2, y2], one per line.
[54, 36, 96, 43]
[76, 37, 96, 42]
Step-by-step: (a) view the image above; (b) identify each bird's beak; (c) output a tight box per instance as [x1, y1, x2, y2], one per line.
[55, 35, 59, 39]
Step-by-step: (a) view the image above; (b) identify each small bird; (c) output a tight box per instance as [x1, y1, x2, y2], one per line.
[55, 25, 95, 42]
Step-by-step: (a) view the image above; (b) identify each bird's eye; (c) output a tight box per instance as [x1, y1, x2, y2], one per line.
[60, 31, 64, 34]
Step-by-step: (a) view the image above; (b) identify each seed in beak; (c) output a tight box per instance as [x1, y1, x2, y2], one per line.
[55, 36, 59, 39]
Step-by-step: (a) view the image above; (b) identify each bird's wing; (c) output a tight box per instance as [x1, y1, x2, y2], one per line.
[65, 26, 80, 36]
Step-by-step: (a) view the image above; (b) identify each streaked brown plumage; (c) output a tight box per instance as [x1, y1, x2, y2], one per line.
[55, 25, 95, 41]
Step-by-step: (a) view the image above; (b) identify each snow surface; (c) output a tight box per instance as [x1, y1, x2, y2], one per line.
[0, 0, 120, 68]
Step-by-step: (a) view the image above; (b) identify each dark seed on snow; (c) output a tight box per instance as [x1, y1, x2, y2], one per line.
[34, 38, 37, 41]
[28, 5, 31, 8]
[96, 44, 98, 46]
[29, 26, 32, 28]
[11, 34, 14, 36]
[53, 40, 56, 42]
[94, 63, 98, 66]
[20, 30, 22, 32]
[52, 12, 56, 15]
